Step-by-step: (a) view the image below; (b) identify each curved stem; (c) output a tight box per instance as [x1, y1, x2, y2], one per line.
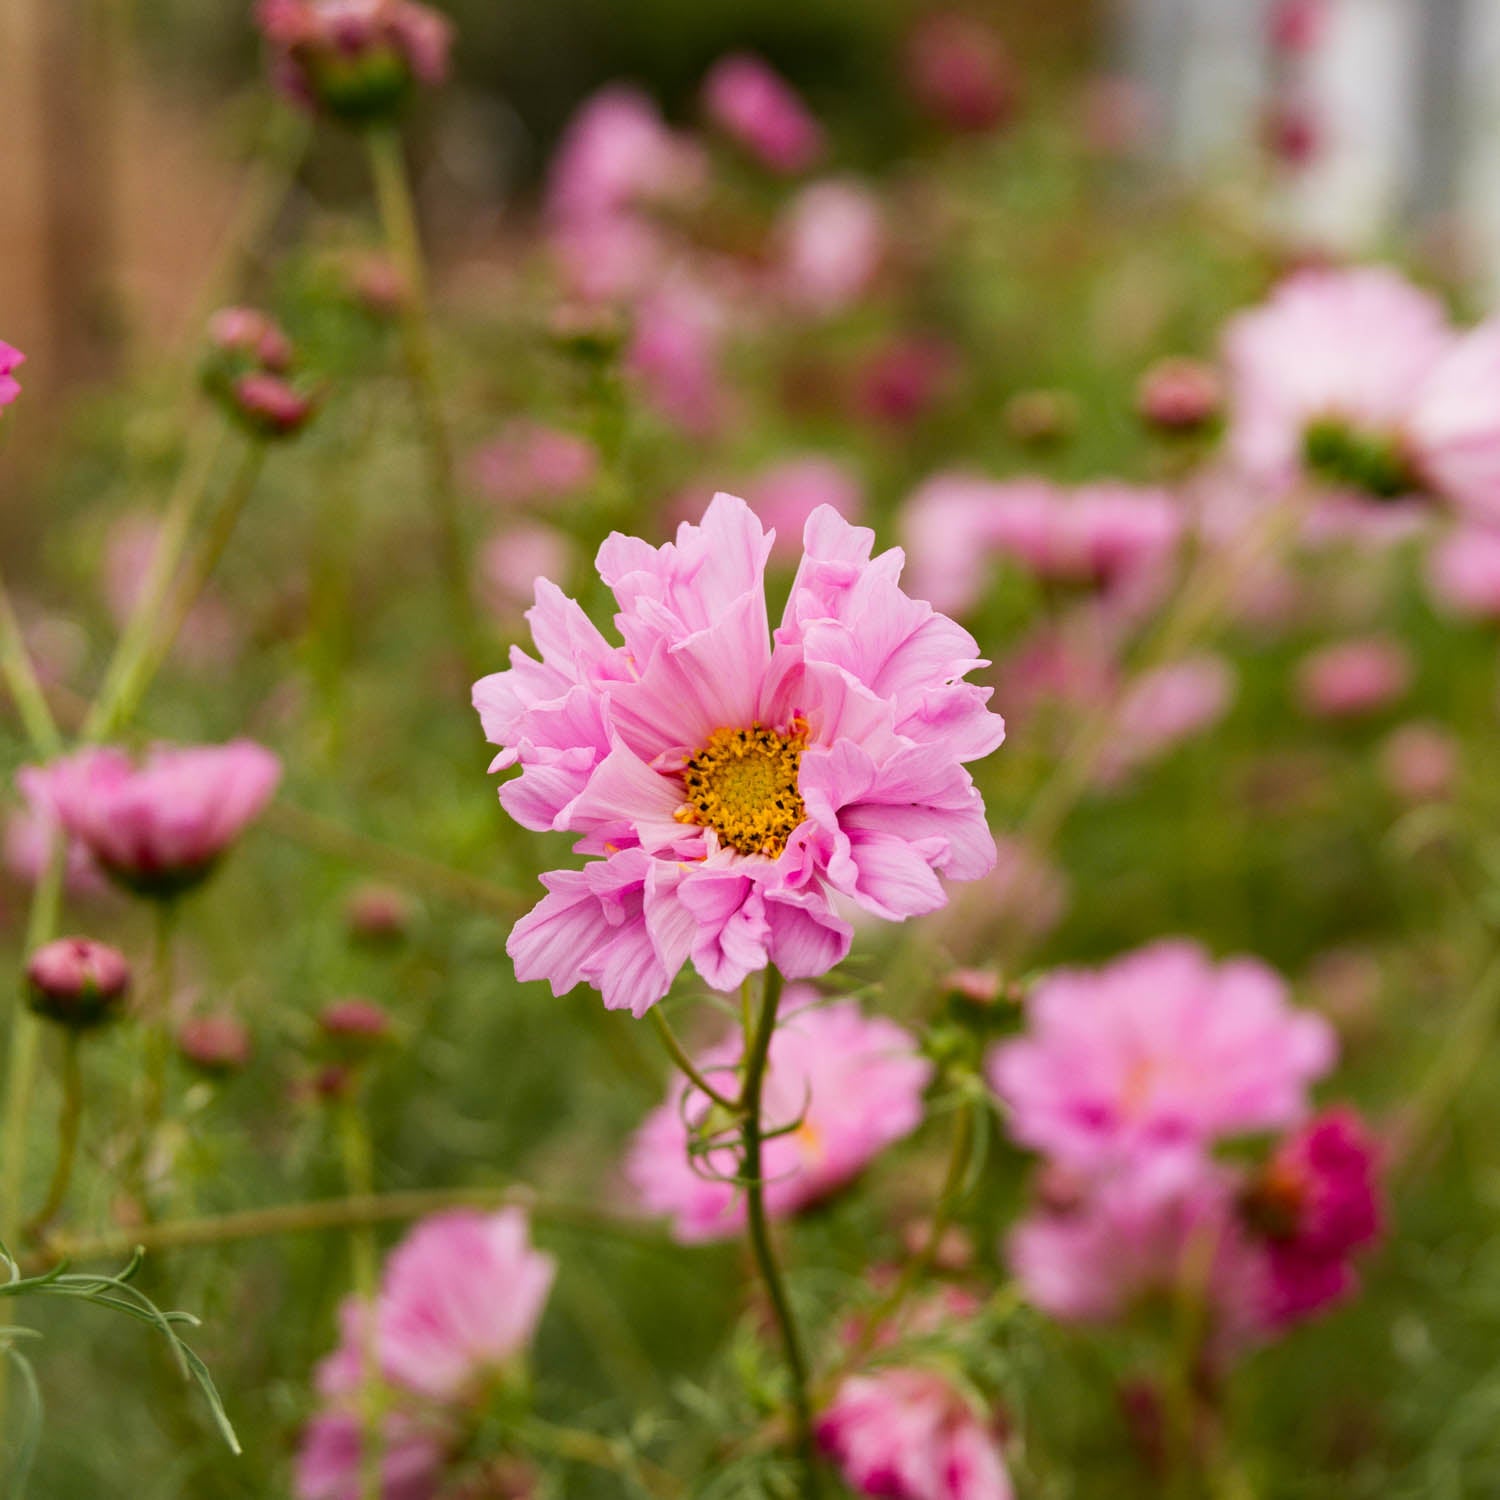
[364, 126, 479, 675]
[131, 900, 176, 1223]
[0, 566, 62, 757]
[28, 1033, 83, 1239]
[739, 965, 820, 1493]
[649, 1007, 739, 1113]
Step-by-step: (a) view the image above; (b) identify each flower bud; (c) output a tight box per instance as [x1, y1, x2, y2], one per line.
[343, 882, 413, 945]
[178, 1013, 254, 1074]
[26, 937, 131, 1029]
[207, 307, 294, 372]
[232, 372, 319, 439]
[319, 996, 392, 1052]
[1004, 388, 1078, 447]
[1136, 357, 1223, 435]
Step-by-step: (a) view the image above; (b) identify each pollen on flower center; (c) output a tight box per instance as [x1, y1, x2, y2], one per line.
[675, 721, 808, 857]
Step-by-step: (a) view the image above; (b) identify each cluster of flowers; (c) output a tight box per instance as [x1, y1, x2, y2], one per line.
[991, 941, 1383, 1359]
[201, 306, 318, 438]
[296, 1208, 555, 1499]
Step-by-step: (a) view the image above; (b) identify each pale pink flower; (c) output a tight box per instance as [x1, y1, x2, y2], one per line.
[625, 994, 932, 1241]
[294, 1407, 445, 1500]
[817, 1367, 1013, 1500]
[989, 940, 1335, 1172]
[474, 495, 1003, 1016]
[626, 279, 730, 435]
[774, 179, 886, 316]
[1222, 267, 1452, 493]
[1102, 655, 1236, 781]
[1295, 636, 1411, 720]
[905, 12, 1018, 135]
[1379, 722, 1457, 803]
[6, 770, 105, 897]
[373, 1209, 556, 1401]
[1408, 321, 1500, 523]
[702, 54, 825, 174]
[32, 742, 281, 899]
[900, 473, 1017, 615]
[744, 457, 865, 561]
[1426, 524, 1500, 620]
[1, 342, 26, 408]
[479, 524, 574, 621]
[469, 422, 597, 508]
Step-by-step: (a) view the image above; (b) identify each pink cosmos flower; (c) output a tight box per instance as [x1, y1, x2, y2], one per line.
[626, 279, 730, 436]
[774, 179, 886, 316]
[469, 422, 597, 509]
[1101, 655, 1236, 782]
[0, 342, 25, 408]
[1426, 524, 1500, 620]
[1378, 722, 1457, 803]
[988, 940, 1335, 1172]
[625, 994, 930, 1241]
[1408, 321, 1500, 523]
[900, 473, 1016, 615]
[479, 524, 575, 621]
[1248, 1107, 1382, 1329]
[905, 12, 1018, 135]
[1222, 267, 1452, 494]
[32, 741, 281, 899]
[372, 1208, 556, 1401]
[474, 495, 1003, 1016]
[7, 769, 105, 897]
[817, 1367, 1013, 1500]
[295, 1407, 446, 1500]
[1295, 636, 1411, 720]
[702, 54, 825, 174]
[743, 457, 865, 562]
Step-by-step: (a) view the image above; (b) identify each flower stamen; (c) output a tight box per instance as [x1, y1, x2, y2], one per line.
[675, 720, 808, 857]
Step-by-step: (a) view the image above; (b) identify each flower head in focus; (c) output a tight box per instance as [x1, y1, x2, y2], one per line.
[625, 993, 931, 1241]
[474, 494, 1004, 1016]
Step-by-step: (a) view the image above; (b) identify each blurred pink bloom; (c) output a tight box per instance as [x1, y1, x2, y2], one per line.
[295, 1407, 445, 1500]
[625, 994, 932, 1242]
[938, 835, 1071, 952]
[900, 473, 1015, 615]
[1223, 268, 1452, 494]
[818, 1367, 1013, 1500]
[1408, 321, 1500, 523]
[1078, 75, 1156, 157]
[1296, 636, 1411, 720]
[1427, 524, 1500, 619]
[1103, 655, 1236, 781]
[469, 422, 597, 508]
[774, 179, 886, 316]
[1269, 0, 1326, 53]
[1136, 357, 1223, 434]
[1263, 98, 1320, 169]
[480, 524, 575, 620]
[233, 371, 318, 438]
[998, 624, 1120, 732]
[178, 1012, 254, 1073]
[7, 769, 105, 897]
[473, 495, 1003, 1016]
[744, 456, 865, 561]
[626, 279, 730, 435]
[26, 936, 131, 1029]
[857, 336, 958, 425]
[989, 940, 1335, 1172]
[1, 341, 27, 408]
[373, 1209, 556, 1401]
[207, 307, 293, 371]
[1250, 1107, 1382, 1329]
[702, 54, 825, 174]
[1379, 722, 1457, 803]
[33, 741, 281, 899]
[905, 12, 1018, 135]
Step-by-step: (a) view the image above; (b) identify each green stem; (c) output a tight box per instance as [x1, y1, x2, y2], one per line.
[649, 1007, 739, 1112]
[337, 1093, 383, 1500]
[0, 567, 63, 757]
[364, 126, 480, 675]
[28, 1033, 84, 1239]
[517, 1415, 681, 1498]
[83, 417, 229, 743]
[739, 965, 820, 1493]
[133, 901, 177, 1223]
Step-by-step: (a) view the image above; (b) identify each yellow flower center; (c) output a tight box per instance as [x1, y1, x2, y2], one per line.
[675, 721, 808, 858]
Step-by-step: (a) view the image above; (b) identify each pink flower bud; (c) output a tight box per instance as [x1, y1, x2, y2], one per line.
[232, 372, 318, 439]
[178, 1013, 254, 1074]
[319, 996, 392, 1048]
[1136, 357, 1224, 434]
[343, 882, 414, 945]
[26, 937, 131, 1029]
[207, 307, 294, 371]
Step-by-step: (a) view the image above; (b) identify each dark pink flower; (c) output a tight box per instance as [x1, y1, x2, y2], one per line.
[702, 54, 825, 174]
[905, 12, 1018, 135]
[1295, 636, 1411, 719]
[26, 937, 131, 1029]
[0, 341, 26, 409]
[774, 179, 887, 317]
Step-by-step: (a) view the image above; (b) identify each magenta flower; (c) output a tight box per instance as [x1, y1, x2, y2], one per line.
[474, 495, 1003, 1016]
[1295, 635, 1411, 720]
[817, 1368, 1013, 1500]
[626, 993, 931, 1242]
[989, 940, 1334, 1172]
[295, 1407, 445, 1500]
[1427, 524, 1500, 620]
[904, 12, 1018, 135]
[7, 768, 105, 897]
[774, 179, 887, 317]
[1247, 1107, 1383, 1330]
[0, 341, 25, 409]
[625, 280, 730, 436]
[32, 741, 281, 899]
[702, 54, 825, 174]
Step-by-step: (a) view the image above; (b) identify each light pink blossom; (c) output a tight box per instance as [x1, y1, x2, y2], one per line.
[743, 457, 865, 561]
[1102, 655, 1236, 781]
[295, 1407, 446, 1500]
[6, 769, 105, 897]
[1408, 321, 1500, 523]
[469, 422, 597, 509]
[625, 994, 931, 1242]
[0, 342, 26, 408]
[31, 741, 281, 899]
[1426, 524, 1500, 620]
[1379, 722, 1457, 803]
[479, 525, 575, 620]
[474, 494, 1004, 1016]
[989, 940, 1335, 1172]
[1295, 636, 1411, 719]
[702, 54, 825, 174]
[774, 179, 886, 316]
[626, 279, 730, 435]
[817, 1367, 1013, 1500]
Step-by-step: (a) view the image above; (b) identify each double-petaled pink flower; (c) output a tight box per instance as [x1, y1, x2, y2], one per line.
[474, 495, 1004, 1017]
[29, 741, 281, 899]
[625, 993, 932, 1241]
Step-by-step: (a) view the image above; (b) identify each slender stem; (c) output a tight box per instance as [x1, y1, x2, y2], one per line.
[119, 438, 266, 730]
[739, 965, 820, 1492]
[364, 126, 480, 674]
[28, 1033, 83, 1238]
[337, 1094, 384, 1500]
[29, 1184, 655, 1271]
[649, 1007, 739, 1113]
[133, 901, 177, 1223]
[82, 417, 229, 742]
[0, 566, 62, 757]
